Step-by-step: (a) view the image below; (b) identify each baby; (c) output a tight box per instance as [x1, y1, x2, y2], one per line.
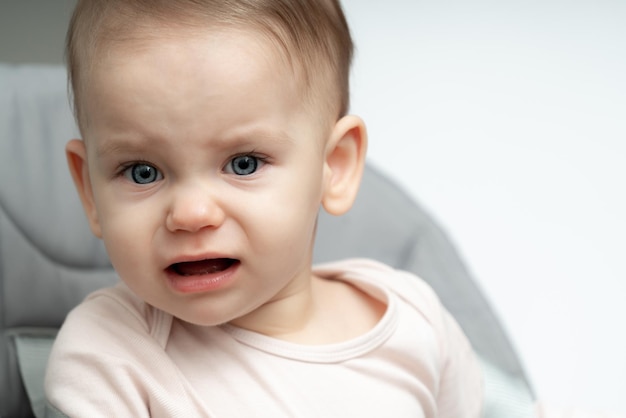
[45, 0, 483, 416]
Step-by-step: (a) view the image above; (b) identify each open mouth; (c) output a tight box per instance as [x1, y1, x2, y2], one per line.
[168, 258, 239, 277]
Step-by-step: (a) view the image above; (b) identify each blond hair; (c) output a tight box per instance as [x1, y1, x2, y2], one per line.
[66, 0, 354, 132]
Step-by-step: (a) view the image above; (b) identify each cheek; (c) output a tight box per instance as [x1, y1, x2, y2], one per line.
[247, 169, 323, 251]
[100, 216, 148, 272]
[93, 188, 160, 267]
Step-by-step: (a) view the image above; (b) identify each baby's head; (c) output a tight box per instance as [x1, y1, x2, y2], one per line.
[64, 0, 368, 328]
[66, 0, 354, 133]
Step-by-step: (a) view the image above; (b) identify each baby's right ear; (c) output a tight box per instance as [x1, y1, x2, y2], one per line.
[66, 139, 102, 238]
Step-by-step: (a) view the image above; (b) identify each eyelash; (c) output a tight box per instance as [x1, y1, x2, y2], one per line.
[226, 152, 269, 176]
[115, 153, 270, 181]
[115, 159, 152, 177]
[116, 159, 162, 185]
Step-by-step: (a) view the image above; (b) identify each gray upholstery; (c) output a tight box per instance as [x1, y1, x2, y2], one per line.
[1, 64, 533, 418]
[0, 64, 117, 418]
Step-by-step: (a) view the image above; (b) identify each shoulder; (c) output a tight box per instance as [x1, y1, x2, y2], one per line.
[314, 259, 482, 363]
[44, 284, 176, 415]
[59, 283, 170, 345]
[315, 259, 474, 350]
[314, 258, 443, 316]
[48, 283, 173, 363]
[315, 258, 483, 415]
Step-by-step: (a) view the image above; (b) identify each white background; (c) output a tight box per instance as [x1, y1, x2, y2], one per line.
[1, 0, 625, 414]
[342, 0, 626, 414]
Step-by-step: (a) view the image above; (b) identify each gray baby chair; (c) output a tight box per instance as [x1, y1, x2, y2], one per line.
[0, 64, 535, 418]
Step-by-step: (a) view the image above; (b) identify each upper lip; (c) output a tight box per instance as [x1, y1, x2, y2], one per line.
[164, 253, 238, 269]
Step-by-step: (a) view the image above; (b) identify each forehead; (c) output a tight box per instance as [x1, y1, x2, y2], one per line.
[82, 24, 334, 129]
[81, 27, 324, 147]
[73, 12, 343, 131]
[85, 28, 292, 115]
[92, 26, 293, 86]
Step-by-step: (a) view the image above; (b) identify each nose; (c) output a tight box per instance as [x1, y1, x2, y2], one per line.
[166, 183, 226, 233]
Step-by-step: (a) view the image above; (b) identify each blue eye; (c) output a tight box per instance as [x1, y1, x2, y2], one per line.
[124, 163, 162, 184]
[228, 155, 260, 176]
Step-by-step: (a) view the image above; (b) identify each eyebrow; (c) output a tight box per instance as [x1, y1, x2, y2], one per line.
[95, 137, 146, 158]
[94, 128, 295, 158]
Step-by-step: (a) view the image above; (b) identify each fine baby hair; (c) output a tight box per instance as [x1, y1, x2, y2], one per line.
[65, 0, 354, 131]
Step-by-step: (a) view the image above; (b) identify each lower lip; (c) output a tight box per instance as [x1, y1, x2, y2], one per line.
[166, 261, 240, 294]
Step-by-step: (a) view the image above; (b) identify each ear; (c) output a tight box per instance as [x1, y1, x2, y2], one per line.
[322, 115, 368, 216]
[66, 139, 103, 238]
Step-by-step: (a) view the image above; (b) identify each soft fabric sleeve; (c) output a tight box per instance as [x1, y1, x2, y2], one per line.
[375, 262, 484, 417]
[44, 286, 206, 417]
[324, 259, 485, 417]
[434, 306, 484, 417]
[45, 291, 156, 417]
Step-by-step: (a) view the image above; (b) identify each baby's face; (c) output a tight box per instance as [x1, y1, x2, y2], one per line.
[79, 28, 332, 326]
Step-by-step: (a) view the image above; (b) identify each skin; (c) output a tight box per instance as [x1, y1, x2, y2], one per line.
[67, 27, 384, 344]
